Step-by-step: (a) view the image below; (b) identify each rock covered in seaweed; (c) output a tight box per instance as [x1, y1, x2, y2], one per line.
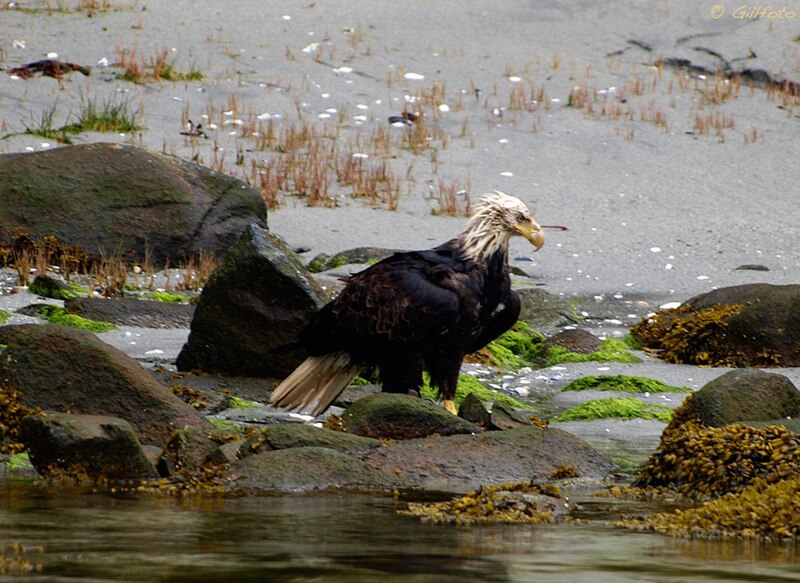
[631, 284, 800, 366]
[632, 370, 800, 498]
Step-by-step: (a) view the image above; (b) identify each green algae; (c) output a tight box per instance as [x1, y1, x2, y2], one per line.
[27, 278, 84, 300]
[543, 338, 641, 367]
[30, 304, 116, 333]
[207, 418, 242, 432]
[0, 310, 10, 324]
[562, 375, 692, 394]
[4, 452, 32, 472]
[150, 291, 190, 303]
[552, 397, 673, 423]
[228, 397, 261, 409]
[486, 322, 546, 367]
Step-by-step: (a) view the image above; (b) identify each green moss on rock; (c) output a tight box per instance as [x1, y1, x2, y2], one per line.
[35, 304, 117, 332]
[562, 375, 692, 394]
[552, 397, 672, 423]
[544, 338, 641, 366]
[0, 310, 10, 324]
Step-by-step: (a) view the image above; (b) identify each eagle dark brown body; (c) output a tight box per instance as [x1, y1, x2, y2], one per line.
[270, 191, 544, 415]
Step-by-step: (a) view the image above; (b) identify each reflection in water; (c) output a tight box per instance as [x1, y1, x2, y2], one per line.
[1, 478, 799, 582]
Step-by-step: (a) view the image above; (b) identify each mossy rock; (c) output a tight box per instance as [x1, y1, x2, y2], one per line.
[552, 397, 673, 423]
[666, 369, 800, 431]
[341, 393, 482, 440]
[157, 424, 232, 475]
[65, 297, 194, 329]
[632, 284, 800, 366]
[0, 143, 266, 265]
[561, 375, 692, 394]
[17, 303, 116, 332]
[540, 338, 641, 367]
[28, 274, 81, 300]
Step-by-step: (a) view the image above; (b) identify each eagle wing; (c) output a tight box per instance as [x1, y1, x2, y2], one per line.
[301, 251, 476, 357]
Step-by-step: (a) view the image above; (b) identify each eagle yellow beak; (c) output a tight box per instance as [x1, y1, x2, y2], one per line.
[516, 221, 545, 251]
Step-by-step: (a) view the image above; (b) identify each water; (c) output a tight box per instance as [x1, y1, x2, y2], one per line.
[2, 478, 799, 582]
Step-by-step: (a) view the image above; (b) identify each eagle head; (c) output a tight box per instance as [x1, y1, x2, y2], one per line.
[460, 191, 544, 260]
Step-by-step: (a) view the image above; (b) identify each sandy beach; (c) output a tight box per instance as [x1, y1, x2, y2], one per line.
[2, 0, 798, 308]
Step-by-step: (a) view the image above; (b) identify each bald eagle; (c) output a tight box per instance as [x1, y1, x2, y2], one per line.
[270, 191, 544, 415]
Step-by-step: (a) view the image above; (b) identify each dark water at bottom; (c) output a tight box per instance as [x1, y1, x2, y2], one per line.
[1, 479, 799, 583]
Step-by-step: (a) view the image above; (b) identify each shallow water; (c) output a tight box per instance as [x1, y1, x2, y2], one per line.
[1, 478, 799, 583]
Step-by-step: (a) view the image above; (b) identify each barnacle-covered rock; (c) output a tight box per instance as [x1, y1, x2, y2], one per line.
[619, 476, 800, 540]
[400, 481, 573, 525]
[631, 284, 800, 366]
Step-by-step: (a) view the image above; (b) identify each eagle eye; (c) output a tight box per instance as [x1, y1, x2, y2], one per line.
[515, 212, 527, 223]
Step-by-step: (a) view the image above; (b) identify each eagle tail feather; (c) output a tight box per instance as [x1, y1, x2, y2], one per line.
[269, 352, 360, 416]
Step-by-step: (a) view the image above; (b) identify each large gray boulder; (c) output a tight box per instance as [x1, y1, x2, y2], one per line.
[176, 224, 328, 378]
[231, 447, 400, 494]
[0, 324, 210, 447]
[364, 425, 615, 492]
[0, 143, 266, 265]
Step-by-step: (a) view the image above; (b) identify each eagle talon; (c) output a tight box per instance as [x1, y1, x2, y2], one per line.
[444, 399, 457, 415]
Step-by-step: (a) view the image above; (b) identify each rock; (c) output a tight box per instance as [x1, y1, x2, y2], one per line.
[65, 297, 194, 328]
[364, 425, 615, 493]
[306, 246, 398, 273]
[517, 287, 577, 331]
[156, 424, 227, 476]
[341, 393, 482, 440]
[28, 274, 76, 300]
[543, 329, 602, 354]
[244, 424, 380, 456]
[0, 324, 210, 447]
[231, 447, 400, 493]
[669, 369, 800, 429]
[176, 224, 328, 378]
[633, 283, 800, 366]
[20, 412, 158, 480]
[488, 402, 532, 431]
[0, 143, 266, 265]
[458, 392, 491, 427]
